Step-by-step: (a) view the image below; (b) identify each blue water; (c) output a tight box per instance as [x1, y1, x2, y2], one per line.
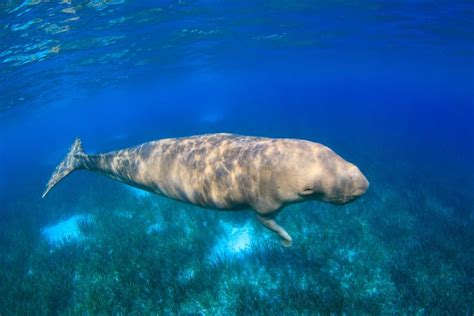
[1, 1, 473, 314]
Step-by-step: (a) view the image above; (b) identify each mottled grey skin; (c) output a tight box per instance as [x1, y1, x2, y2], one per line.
[43, 133, 369, 246]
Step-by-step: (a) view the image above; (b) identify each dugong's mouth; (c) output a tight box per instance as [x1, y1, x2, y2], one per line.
[330, 185, 369, 204]
[327, 194, 360, 205]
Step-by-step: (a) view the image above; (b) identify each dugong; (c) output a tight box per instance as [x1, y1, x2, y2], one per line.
[43, 133, 369, 246]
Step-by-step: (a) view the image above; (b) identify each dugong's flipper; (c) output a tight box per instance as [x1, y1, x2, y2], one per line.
[257, 214, 293, 247]
[42, 138, 86, 198]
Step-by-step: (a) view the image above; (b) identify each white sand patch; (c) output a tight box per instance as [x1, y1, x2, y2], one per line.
[209, 221, 255, 262]
[41, 214, 91, 247]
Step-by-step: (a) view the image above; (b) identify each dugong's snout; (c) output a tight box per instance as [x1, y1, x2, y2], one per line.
[341, 166, 369, 203]
[353, 167, 369, 196]
[323, 164, 369, 205]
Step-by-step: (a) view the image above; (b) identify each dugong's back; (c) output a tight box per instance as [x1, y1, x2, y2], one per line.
[142, 133, 310, 210]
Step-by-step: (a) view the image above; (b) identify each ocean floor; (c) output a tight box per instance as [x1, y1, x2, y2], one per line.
[0, 173, 473, 314]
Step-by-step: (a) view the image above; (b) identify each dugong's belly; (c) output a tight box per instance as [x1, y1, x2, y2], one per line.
[139, 134, 279, 210]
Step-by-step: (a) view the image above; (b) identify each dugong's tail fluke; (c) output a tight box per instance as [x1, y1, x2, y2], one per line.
[42, 138, 86, 198]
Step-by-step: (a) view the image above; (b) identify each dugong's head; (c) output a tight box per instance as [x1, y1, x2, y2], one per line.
[296, 144, 369, 205]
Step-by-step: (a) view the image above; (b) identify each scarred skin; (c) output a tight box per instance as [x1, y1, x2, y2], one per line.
[43, 133, 369, 246]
